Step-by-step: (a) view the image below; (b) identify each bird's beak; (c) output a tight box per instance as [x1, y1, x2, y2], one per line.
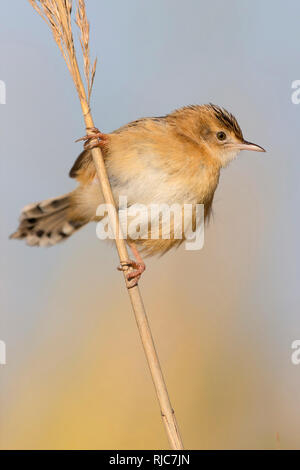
[236, 140, 266, 152]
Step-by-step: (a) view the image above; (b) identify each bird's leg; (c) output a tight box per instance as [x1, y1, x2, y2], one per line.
[118, 243, 146, 288]
[76, 127, 108, 150]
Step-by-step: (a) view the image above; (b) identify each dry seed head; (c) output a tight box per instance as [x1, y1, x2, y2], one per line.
[28, 0, 97, 105]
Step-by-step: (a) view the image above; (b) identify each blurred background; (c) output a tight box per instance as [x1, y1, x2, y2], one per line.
[1, 0, 300, 449]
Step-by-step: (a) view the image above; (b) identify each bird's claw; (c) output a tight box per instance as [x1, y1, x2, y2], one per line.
[118, 259, 146, 288]
[76, 127, 108, 150]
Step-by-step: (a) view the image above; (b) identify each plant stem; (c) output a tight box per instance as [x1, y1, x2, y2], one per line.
[76, 60, 184, 450]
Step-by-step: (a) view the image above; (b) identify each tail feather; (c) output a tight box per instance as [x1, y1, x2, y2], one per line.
[10, 192, 86, 247]
[19, 194, 70, 221]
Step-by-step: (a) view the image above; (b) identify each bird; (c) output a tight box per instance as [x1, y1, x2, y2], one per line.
[10, 104, 265, 285]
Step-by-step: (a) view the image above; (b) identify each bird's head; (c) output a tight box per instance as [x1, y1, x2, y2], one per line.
[171, 104, 265, 167]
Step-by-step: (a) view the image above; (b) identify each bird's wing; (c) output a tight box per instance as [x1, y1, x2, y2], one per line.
[69, 116, 167, 184]
[69, 149, 96, 184]
[69, 149, 92, 178]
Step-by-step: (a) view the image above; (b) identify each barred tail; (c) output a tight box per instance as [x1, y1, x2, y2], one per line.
[10, 192, 87, 247]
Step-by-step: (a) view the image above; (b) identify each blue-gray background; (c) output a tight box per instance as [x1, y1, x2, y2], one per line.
[0, 0, 299, 449]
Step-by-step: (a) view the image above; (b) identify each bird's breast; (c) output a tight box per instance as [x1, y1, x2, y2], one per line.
[106, 142, 220, 208]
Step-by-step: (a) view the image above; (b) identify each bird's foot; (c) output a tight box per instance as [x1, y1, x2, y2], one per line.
[118, 259, 146, 288]
[76, 127, 108, 150]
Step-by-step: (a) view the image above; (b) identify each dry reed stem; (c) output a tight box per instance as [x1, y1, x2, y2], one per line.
[28, 0, 184, 450]
[75, 0, 97, 104]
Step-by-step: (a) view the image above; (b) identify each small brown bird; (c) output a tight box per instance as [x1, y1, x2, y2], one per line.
[10, 104, 265, 284]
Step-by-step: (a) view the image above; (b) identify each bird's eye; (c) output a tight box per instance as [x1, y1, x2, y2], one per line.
[217, 131, 226, 141]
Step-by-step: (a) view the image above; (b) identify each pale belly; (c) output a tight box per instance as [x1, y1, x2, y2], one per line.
[83, 150, 219, 255]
